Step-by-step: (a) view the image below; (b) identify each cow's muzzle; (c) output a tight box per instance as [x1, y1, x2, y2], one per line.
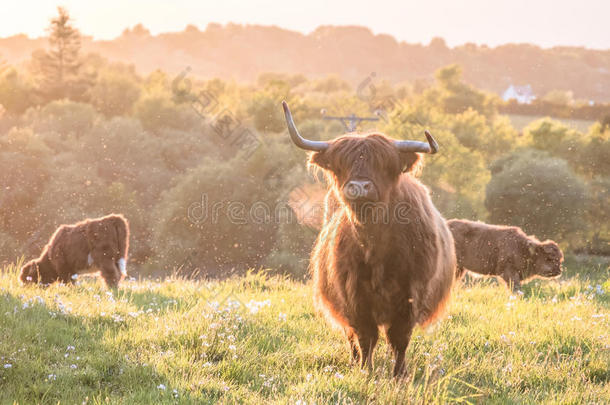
[343, 180, 378, 202]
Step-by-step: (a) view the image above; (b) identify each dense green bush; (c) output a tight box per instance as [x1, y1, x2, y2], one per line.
[486, 149, 587, 243]
[150, 138, 310, 275]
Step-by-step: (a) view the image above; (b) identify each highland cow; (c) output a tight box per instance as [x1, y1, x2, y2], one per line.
[447, 219, 563, 291]
[19, 214, 130, 288]
[282, 102, 455, 377]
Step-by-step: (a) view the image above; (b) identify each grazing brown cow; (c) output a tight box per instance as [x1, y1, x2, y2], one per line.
[19, 214, 129, 288]
[447, 219, 563, 291]
[282, 102, 455, 377]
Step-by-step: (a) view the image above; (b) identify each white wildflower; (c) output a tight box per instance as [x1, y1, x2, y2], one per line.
[157, 384, 166, 390]
[245, 299, 271, 314]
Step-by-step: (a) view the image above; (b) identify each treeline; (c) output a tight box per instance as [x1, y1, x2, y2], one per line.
[0, 10, 608, 278]
[500, 99, 610, 122]
[2, 20, 610, 102]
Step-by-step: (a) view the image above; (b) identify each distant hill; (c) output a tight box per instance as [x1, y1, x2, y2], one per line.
[1, 23, 610, 101]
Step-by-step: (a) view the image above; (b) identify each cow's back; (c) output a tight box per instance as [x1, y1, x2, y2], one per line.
[447, 219, 526, 275]
[47, 224, 88, 269]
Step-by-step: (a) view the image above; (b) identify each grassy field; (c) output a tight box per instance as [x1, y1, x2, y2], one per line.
[0, 257, 608, 404]
[506, 114, 596, 133]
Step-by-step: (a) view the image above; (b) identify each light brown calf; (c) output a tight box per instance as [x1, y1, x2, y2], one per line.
[20, 214, 129, 288]
[447, 219, 563, 291]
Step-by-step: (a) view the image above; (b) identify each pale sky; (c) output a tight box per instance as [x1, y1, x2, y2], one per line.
[2, 0, 608, 49]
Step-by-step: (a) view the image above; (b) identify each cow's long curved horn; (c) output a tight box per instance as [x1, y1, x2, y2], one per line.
[282, 101, 329, 151]
[393, 130, 438, 154]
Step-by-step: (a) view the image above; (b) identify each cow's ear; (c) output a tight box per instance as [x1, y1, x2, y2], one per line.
[400, 152, 422, 174]
[308, 150, 331, 170]
[541, 240, 561, 257]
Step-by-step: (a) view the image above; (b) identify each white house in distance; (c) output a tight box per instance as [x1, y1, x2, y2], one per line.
[502, 85, 536, 104]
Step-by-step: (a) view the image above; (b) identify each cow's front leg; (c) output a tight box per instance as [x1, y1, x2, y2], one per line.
[455, 265, 467, 281]
[501, 267, 522, 292]
[353, 321, 378, 371]
[385, 315, 416, 377]
[344, 326, 360, 364]
[54, 257, 75, 285]
[98, 259, 121, 288]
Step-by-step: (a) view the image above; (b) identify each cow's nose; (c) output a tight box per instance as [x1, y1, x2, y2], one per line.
[343, 180, 375, 200]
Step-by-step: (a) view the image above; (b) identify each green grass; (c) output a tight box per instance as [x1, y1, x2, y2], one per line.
[0, 257, 608, 404]
[506, 114, 596, 133]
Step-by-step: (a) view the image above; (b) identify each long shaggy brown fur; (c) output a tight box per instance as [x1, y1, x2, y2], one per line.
[447, 219, 563, 291]
[19, 214, 130, 288]
[308, 133, 455, 377]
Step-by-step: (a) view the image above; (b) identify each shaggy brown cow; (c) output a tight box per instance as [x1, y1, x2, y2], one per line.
[19, 214, 129, 288]
[282, 102, 455, 376]
[447, 219, 563, 291]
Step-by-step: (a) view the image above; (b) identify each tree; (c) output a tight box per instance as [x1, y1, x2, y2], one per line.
[424, 65, 498, 118]
[384, 104, 491, 219]
[523, 118, 586, 173]
[541, 90, 575, 106]
[0, 68, 37, 114]
[450, 108, 517, 160]
[32, 7, 89, 101]
[88, 70, 141, 116]
[0, 127, 53, 258]
[579, 123, 610, 178]
[486, 149, 587, 243]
